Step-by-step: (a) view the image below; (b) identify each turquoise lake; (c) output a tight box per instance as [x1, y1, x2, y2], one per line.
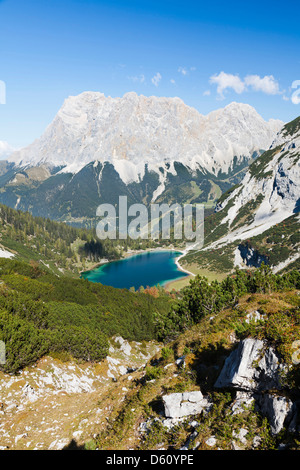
[81, 250, 188, 290]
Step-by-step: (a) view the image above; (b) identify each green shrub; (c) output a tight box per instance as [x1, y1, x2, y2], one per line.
[160, 346, 174, 362]
[145, 366, 164, 381]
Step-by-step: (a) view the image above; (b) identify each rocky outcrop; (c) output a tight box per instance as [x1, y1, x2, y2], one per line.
[0, 336, 160, 449]
[205, 117, 300, 269]
[237, 244, 269, 268]
[214, 338, 298, 435]
[159, 338, 298, 436]
[162, 391, 211, 419]
[257, 394, 295, 435]
[214, 338, 283, 391]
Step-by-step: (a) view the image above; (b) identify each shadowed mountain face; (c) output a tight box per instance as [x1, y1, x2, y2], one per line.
[0, 158, 257, 224]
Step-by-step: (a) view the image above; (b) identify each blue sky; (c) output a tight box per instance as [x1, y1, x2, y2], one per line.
[0, 0, 300, 149]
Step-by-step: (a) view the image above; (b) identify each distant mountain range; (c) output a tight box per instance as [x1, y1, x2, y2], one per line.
[0, 92, 283, 225]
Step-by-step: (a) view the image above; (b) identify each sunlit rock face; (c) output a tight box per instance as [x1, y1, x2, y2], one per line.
[9, 92, 283, 184]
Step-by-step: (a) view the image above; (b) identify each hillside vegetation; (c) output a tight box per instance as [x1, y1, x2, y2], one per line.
[0, 203, 122, 276]
[0, 258, 173, 374]
[0, 203, 175, 277]
[0, 255, 299, 450]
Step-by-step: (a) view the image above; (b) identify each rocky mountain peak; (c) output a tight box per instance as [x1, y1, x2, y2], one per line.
[8, 93, 283, 184]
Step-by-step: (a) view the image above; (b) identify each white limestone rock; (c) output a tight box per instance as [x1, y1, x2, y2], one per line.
[245, 310, 264, 324]
[231, 391, 255, 415]
[214, 338, 264, 390]
[162, 391, 211, 419]
[205, 436, 217, 447]
[258, 394, 294, 435]
[232, 428, 248, 445]
[214, 338, 283, 391]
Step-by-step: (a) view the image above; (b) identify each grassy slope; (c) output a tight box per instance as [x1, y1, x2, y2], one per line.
[0, 258, 174, 374]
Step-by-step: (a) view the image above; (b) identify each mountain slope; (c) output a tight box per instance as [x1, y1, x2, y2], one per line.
[0, 202, 123, 276]
[0, 258, 299, 450]
[181, 116, 300, 276]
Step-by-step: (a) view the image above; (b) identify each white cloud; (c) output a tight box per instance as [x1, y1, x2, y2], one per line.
[210, 71, 282, 99]
[127, 74, 145, 84]
[203, 90, 211, 96]
[210, 72, 245, 99]
[0, 141, 15, 159]
[178, 66, 188, 76]
[291, 93, 300, 105]
[170, 79, 176, 85]
[244, 74, 280, 95]
[291, 80, 300, 104]
[151, 72, 162, 87]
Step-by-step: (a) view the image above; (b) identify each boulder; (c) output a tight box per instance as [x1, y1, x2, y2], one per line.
[256, 346, 284, 391]
[257, 394, 294, 435]
[205, 436, 217, 447]
[162, 391, 210, 419]
[214, 338, 283, 391]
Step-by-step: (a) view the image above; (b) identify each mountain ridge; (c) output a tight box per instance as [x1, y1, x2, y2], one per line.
[9, 92, 283, 184]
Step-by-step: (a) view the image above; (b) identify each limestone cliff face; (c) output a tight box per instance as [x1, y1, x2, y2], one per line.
[206, 116, 300, 250]
[9, 92, 283, 184]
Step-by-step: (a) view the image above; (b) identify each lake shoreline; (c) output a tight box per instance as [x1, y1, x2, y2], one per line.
[163, 250, 196, 291]
[81, 246, 192, 289]
[80, 246, 183, 274]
